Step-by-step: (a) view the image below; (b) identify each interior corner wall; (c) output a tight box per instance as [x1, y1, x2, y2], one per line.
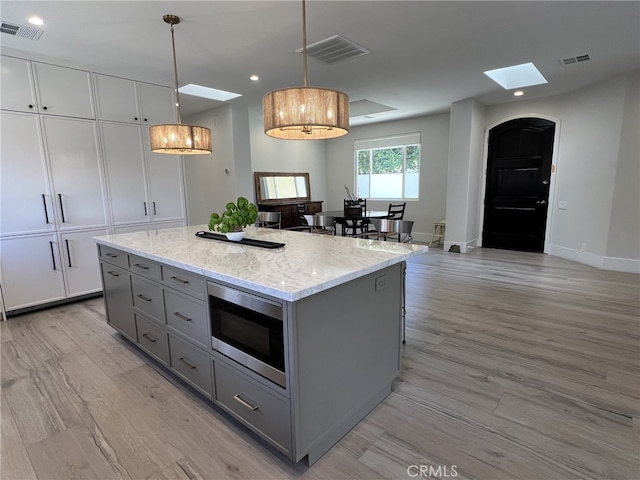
[325, 114, 450, 244]
[445, 99, 485, 252]
[248, 107, 328, 204]
[183, 105, 237, 226]
[605, 72, 640, 269]
[230, 101, 254, 202]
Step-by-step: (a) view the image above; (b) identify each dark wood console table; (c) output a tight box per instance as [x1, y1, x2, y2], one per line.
[258, 201, 323, 228]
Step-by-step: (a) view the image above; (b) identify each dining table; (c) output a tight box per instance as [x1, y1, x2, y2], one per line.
[314, 210, 389, 236]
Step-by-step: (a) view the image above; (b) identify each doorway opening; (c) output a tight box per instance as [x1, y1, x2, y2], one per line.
[482, 117, 555, 253]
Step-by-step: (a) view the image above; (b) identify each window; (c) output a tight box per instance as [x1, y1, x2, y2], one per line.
[355, 133, 420, 200]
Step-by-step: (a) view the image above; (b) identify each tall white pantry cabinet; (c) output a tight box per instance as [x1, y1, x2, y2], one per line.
[0, 54, 182, 315]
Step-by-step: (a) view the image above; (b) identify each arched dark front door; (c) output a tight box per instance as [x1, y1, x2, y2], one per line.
[482, 118, 555, 253]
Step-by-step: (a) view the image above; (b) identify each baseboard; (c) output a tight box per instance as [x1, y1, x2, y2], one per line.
[549, 245, 640, 273]
[443, 238, 477, 253]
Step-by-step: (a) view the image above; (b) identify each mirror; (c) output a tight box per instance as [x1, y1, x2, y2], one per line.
[254, 172, 311, 204]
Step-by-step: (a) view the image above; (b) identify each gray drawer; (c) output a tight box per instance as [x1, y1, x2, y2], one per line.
[164, 290, 208, 348]
[129, 254, 161, 281]
[213, 359, 291, 454]
[162, 266, 205, 300]
[135, 313, 169, 366]
[131, 275, 165, 322]
[169, 333, 212, 398]
[99, 245, 128, 269]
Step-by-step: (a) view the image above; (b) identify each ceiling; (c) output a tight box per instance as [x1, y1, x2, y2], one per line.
[1, 1, 638, 127]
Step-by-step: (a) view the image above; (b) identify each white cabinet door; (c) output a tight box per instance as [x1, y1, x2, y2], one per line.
[100, 122, 149, 225]
[0, 234, 66, 311]
[143, 128, 185, 222]
[138, 82, 176, 124]
[0, 55, 37, 113]
[41, 117, 108, 229]
[32, 62, 95, 118]
[59, 228, 107, 297]
[93, 74, 139, 123]
[0, 111, 55, 235]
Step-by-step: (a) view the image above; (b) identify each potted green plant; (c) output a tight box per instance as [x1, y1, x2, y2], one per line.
[208, 196, 258, 241]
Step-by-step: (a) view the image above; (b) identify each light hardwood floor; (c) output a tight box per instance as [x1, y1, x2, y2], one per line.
[1, 248, 639, 480]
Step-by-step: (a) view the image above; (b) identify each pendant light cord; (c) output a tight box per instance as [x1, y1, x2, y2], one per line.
[169, 22, 183, 124]
[302, 0, 308, 88]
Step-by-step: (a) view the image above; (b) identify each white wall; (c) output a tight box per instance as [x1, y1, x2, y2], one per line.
[248, 107, 328, 204]
[326, 114, 450, 244]
[183, 105, 237, 226]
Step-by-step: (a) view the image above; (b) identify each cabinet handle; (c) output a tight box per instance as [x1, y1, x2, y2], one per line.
[178, 357, 197, 370]
[58, 194, 66, 223]
[133, 263, 149, 270]
[153, 201, 157, 215]
[28, 104, 34, 109]
[143, 118, 148, 122]
[136, 294, 152, 302]
[170, 276, 189, 284]
[134, 117, 138, 121]
[42, 106, 48, 111]
[141, 332, 157, 343]
[42, 194, 50, 224]
[173, 312, 192, 322]
[233, 394, 259, 412]
[105, 252, 119, 258]
[65, 239, 72, 267]
[143, 202, 148, 216]
[49, 241, 57, 270]
[107, 271, 120, 277]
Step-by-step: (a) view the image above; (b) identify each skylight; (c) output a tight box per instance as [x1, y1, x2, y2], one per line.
[483, 62, 547, 90]
[178, 84, 242, 102]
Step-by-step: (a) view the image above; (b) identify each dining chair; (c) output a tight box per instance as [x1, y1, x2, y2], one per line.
[256, 211, 282, 229]
[356, 218, 414, 243]
[341, 198, 370, 236]
[385, 202, 406, 220]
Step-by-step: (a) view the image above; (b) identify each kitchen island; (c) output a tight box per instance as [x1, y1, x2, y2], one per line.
[95, 225, 428, 465]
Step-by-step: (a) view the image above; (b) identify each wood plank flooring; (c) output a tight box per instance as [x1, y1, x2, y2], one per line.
[1, 247, 638, 479]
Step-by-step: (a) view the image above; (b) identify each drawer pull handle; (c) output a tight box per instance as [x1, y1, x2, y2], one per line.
[141, 333, 157, 343]
[137, 294, 152, 302]
[107, 271, 120, 277]
[134, 263, 149, 270]
[105, 253, 118, 258]
[170, 276, 189, 284]
[173, 312, 192, 322]
[233, 394, 259, 412]
[178, 357, 196, 370]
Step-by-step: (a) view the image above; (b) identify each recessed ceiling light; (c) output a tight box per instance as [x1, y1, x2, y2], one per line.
[178, 84, 242, 102]
[28, 16, 45, 26]
[484, 62, 547, 90]
[250, 74, 259, 82]
[514, 90, 524, 97]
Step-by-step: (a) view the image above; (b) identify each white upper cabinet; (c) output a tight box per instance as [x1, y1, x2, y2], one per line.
[0, 56, 38, 113]
[94, 73, 175, 124]
[143, 128, 185, 222]
[0, 111, 54, 235]
[100, 122, 148, 225]
[40, 116, 108, 229]
[31, 62, 95, 118]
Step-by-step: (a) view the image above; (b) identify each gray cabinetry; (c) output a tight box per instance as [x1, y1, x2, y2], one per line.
[135, 313, 170, 366]
[213, 357, 292, 454]
[100, 262, 135, 341]
[168, 332, 213, 398]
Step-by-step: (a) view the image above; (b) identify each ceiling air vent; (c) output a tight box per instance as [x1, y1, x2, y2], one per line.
[560, 54, 591, 65]
[296, 35, 370, 64]
[0, 21, 44, 41]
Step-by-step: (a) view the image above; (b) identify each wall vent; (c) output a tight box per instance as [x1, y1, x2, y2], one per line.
[560, 54, 591, 65]
[0, 21, 44, 41]
[296, 35, 370, 64]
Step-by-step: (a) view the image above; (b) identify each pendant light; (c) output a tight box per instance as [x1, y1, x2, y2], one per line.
[149, 14, 212, 155]
[262, 0, 349, 140]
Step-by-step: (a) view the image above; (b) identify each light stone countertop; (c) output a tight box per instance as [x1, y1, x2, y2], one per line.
[95, 225, 428, 302]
